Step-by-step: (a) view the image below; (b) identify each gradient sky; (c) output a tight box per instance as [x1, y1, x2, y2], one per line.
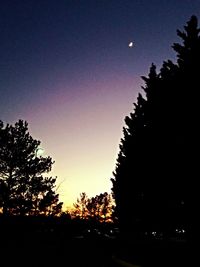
[0, 0, 200, 209]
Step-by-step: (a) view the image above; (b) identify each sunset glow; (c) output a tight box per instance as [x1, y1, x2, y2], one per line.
[1, 1, 199, 209]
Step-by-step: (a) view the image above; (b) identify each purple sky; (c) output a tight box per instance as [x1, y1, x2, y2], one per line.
[0, 0, 199, 208]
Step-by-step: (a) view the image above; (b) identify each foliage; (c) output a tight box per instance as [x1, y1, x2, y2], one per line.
[73, 192, 88, 219]
[111, 16, 199, 237]
[72, 192, 114, 222]
[0, 120, 63, 216]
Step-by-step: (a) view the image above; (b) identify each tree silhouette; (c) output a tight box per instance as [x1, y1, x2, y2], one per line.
[86, 192, 113, 222]
[0, 120, 62, 216]
[111, 16, 199, 238]
[73, 192, 88, 219]
[73, 192, 113, 222]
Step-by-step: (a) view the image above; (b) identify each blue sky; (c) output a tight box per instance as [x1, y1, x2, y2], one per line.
[0, 0, 199, 208]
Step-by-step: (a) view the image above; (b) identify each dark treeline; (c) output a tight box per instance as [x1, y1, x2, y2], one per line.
[112, 15, 198, 242]
[0, 212, 113, 240]
[72, 192, 114, 222]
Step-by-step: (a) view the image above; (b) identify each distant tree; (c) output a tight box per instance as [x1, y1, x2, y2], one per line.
[73, 192, 113, 222]
[73, 192, 88, 219]
[86, 192, 113, 222]
[111, 16, 199, 238]
[0, 120, 63, 216]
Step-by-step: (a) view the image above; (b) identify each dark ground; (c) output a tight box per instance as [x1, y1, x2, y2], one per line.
[0, 231, 189, 267]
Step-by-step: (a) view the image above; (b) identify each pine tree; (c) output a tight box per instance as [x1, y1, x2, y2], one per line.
[0, 120, 62, 216]
[172, 15, 200, 237]
[111, 16, 200, 238]
[111, 64, 161, 235]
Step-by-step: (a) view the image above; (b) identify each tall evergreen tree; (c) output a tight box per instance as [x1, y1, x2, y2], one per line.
[111, 16, 199, 238]
[0, 120, 63, 216]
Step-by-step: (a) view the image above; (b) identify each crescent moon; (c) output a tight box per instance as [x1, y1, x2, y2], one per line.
[128, 42, 134, 48]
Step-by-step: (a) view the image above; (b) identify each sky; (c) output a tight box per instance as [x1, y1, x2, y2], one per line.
[0, 0, 200, 209]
